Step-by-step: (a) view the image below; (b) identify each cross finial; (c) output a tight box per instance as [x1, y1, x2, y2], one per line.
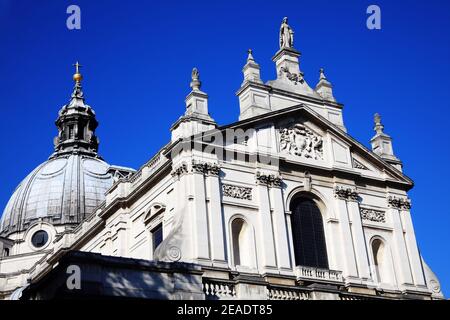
[73, 61, 83, 82]
[74, 61, 82, 74]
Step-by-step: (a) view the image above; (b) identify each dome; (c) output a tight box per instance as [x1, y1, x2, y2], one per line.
[0, 154, 114, 236]
[0, 65, 133, 238]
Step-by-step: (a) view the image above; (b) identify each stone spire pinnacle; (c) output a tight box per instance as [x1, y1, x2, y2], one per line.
[185, 67, 209, 114]
[242, 49, 262, 85]
[370, 113, 402, 171]
[315, 68, 336, 102]
[247, 49, 255, 62]
[52, 62, 100, 158]
[171, 68, 216, 142]
[319, 68, 326, 81]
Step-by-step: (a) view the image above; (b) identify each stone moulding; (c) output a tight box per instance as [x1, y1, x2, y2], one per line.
[360, 208, 386, 223]
[222, 184, 252, 200]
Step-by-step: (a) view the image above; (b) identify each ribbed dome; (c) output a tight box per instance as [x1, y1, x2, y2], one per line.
[0, 65, 121, 237]
[0, 154, 113, 236]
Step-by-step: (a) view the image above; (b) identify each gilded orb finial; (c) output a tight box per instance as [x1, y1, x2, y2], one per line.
[73, 61, 83, 82]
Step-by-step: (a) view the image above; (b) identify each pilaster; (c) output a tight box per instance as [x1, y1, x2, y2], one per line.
[255, 172, 278, 271]
[206, 164, 227, 267]
[388, 196, 414, 287]
[334, 186, 359, 280]
[190, 160, 211, 262]
[346, 199, 371, 280]
[270, 179, 292, 272]
[400, 207, 426, 286]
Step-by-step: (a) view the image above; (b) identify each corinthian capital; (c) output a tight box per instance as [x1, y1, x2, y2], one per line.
[387, 196, 411, 210]
[334, 186, 359, 201]
[255, 171, 283, 188]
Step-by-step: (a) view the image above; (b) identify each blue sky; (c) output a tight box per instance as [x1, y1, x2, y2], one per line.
[0, 0, 449, 296]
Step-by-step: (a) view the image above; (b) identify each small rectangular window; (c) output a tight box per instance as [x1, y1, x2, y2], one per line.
[152, 224, 163, 252]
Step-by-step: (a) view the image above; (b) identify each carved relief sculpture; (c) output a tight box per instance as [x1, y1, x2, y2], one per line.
[222, 184, 252, 200]
[360, 208, 386, 223]
[280, 124, 323, 160]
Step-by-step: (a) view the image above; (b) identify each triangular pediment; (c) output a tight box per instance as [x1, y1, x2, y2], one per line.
[212, 104, 412, 187]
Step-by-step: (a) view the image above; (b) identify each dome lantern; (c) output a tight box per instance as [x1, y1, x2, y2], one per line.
[52, 62, 100, 159]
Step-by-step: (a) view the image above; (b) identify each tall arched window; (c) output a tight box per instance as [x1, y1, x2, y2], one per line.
[290, 197, 328, 269]
[231, 218, 255, 268]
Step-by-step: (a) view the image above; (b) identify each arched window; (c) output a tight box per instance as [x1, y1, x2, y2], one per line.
[231, 218, 255, 268]
[290, 197, 328, 269]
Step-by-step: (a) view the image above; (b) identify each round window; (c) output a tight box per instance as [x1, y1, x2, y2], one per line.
[31, 230, 49, 248]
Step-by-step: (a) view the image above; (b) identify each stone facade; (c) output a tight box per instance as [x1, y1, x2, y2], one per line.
[0, 18, 444, 300]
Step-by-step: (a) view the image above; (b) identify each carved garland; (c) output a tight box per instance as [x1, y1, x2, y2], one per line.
[387, 196, 411, 210]
[334, 186, 359, 201]
[222, 184, 252, 200]
[280, 67, 304, 85]
[279, 124, 323, 160]
[360, 208, 386, 223]
[255, 172, 283, 188]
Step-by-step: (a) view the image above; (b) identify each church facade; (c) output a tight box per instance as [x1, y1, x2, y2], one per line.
[0, 18, 444, 300]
